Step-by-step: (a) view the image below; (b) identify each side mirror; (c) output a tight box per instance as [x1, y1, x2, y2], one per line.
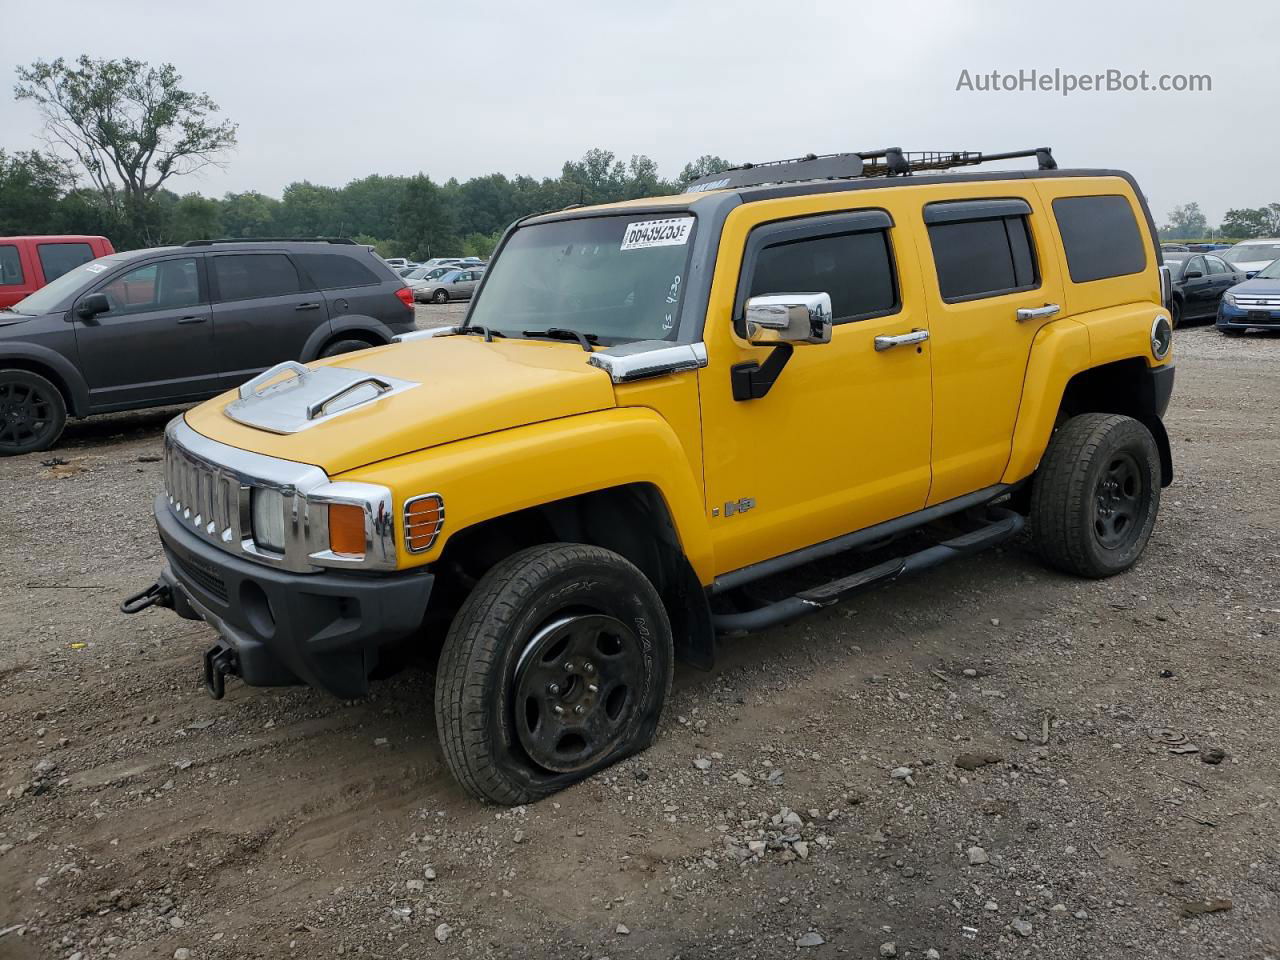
[744, 293, 832, 345]
[76, 292, 110, 320]
[1184, 269, 1203, 280]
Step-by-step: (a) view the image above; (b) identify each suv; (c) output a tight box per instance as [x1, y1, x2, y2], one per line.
[0, 235, 116, 308]
[0, 238, 415, 455]
[128, 147, 1175, 805]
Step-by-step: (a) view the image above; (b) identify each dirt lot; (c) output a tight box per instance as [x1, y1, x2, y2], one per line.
[2, 321, 1278, 960]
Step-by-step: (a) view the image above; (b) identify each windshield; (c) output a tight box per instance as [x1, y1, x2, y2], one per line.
[1255, 258, 1280, 280]
[9, 256, 123, 315]
[1223, 243, 1280, 264]
[468, 213, 695, 343]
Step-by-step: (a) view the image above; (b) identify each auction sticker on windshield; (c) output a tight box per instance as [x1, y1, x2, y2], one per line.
[620, 218, 693, 251]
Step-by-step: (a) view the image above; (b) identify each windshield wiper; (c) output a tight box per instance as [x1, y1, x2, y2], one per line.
[521, 327, 599, 352]
[455, 324, 504, 342]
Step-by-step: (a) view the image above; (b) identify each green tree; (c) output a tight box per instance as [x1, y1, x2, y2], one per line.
[277, 181, 343, 235]
[678, 154, 734, 185]
[1220, 204, 1280, 240]
[220, 191, 280, 237]
[395, 174, 457, 259]
[340, 174, 409, 238]
[0, 149, 73, 234]
[14, 56, 237, 245]
[170, 192, 222, 242]
[1162, 202, 1208, 240]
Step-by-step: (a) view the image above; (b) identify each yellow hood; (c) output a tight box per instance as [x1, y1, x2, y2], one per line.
[185, 336, 617, 475]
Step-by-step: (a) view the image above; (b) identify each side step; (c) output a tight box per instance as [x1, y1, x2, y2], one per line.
[712, 509, 1024, 635]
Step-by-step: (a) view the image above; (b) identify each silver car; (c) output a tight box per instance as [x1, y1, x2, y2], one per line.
[416, 268, 484, 304]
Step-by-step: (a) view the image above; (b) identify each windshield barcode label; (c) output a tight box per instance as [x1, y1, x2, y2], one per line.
[620, 218, 693, 251]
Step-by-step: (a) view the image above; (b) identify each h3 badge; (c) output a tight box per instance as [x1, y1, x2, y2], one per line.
[713, 497, 756, 518]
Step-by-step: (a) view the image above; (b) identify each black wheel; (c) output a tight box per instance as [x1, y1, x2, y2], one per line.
[1170, 298, 1183, 329]
[0, 369, 67, 456]
[1030, 413, 1161, 579]
[435, 543, 673, 805]
[320, 338, 374, 358]
[431, 288, 449, 304]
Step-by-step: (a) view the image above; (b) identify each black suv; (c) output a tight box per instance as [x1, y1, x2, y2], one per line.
[0, 238, 416, 455]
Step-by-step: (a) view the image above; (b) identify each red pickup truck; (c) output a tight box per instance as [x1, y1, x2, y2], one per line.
[0, 235, 115, 309]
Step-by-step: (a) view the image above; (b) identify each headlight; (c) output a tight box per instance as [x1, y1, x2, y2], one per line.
[250, 487, 287, 553]
[1224, 292, 1237, 306]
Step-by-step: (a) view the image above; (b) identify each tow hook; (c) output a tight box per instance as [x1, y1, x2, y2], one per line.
[120, 581, 172, 615]
[203, 646, 240, 700]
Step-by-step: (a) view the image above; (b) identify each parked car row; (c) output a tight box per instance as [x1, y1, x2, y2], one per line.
[0, 238, 416, 455]
[1161, 238, 1280, 334]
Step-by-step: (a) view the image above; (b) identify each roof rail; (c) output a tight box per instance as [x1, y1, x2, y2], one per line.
[685, 147, 1056, 192]
[181, 237, 357, 247]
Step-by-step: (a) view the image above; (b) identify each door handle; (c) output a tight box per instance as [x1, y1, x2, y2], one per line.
[295, 302, 321, 311]
[1016, 303, 1061, 322]
[177, 315, 207, 324]
[874, 328, 930, 351]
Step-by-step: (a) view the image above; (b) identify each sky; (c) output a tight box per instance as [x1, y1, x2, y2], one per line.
[0, 0, 1273, 226]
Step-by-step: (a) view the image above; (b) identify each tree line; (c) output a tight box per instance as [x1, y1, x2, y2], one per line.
[1162, 201, 1280, 242]
[2, 55, 729, 259]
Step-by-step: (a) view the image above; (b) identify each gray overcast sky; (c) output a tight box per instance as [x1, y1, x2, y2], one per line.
[1, 0, 1272, 225]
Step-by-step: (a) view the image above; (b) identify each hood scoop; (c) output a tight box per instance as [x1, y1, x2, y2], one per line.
[224, 361, 420, 435]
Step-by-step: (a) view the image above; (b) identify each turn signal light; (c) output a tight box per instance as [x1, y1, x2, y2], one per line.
[404, 494, 445, 552]
[328, 503, 367, 557]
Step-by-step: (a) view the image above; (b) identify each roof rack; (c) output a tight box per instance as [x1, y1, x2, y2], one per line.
[181, 237, 357, 247]
[685, 147, 1056, 192]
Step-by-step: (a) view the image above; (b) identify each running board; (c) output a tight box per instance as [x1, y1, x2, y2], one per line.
[711, 509, 1024, 636]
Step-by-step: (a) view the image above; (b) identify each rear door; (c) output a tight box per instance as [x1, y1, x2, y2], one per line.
[71, 254, 219, 408]
[209, 251, 330, 390]
[914, 186, 1066, 505]
[293, 250, 408, 328]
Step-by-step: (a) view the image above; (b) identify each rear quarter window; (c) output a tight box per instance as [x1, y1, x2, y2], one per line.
[1052, 195, 1147, 283]
[295, 253, 383, 290]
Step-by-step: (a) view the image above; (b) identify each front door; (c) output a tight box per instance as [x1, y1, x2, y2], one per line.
[698, 202, 934, 577]
[72, 255, 219, 409]
[912, 187, 1067, 505]
[208, 252, 330, 390]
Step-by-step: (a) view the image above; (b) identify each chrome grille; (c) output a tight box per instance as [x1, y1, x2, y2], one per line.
[1234, 295, 1280, 309]
[164, 430, 245, 547]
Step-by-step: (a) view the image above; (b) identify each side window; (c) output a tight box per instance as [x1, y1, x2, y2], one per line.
[98, 259, 201, 315]
[1206, 256, 1227, 275]
[748, 229, 898, 324]
[294, 252, 380, 290]
[0, 245, 24, 286]
[926, 206, 1038, 302]
[1186, 256, 1206, 277]
[1051, 194, 1147, 283]
[37, 242, 95, 282]
[212, 254, 305, 302]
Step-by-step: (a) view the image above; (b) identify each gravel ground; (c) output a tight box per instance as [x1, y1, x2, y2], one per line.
[1, 322, 1277, 960]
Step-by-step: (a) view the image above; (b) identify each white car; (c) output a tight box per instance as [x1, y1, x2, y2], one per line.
[1221, 239, 1280, 279]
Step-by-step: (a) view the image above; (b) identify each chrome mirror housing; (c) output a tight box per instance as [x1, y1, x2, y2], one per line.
[744, 293, 833, 345]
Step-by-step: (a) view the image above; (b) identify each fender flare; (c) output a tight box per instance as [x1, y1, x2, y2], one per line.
[299, 314, 393, 361]
[0, 342, 91, 416]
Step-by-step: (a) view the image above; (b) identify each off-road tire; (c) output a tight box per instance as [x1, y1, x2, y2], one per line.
[0, 369, 67, 456]
[435, 543, 673, 805]
[320, 338, 374, 358]
[1030, 413, 1161, 579]
[431, 288, 449, 304]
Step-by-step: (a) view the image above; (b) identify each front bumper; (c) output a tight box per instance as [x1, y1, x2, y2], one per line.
[1218, 301, 1280, 330]
[154, 495, 434, 698]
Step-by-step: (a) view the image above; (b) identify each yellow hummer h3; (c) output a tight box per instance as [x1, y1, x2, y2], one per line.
[130, 148, 1176, 804]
